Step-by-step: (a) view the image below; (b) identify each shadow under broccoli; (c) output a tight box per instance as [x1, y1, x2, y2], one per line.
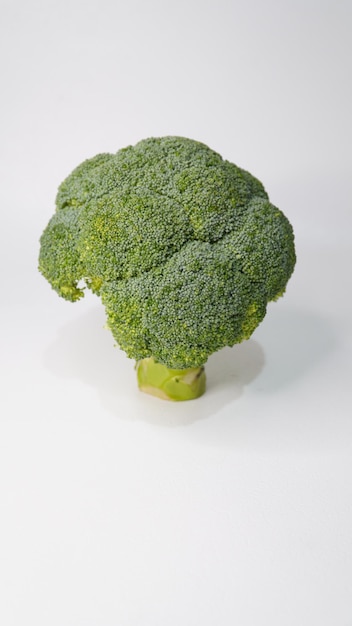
[39, 136, 296, 401]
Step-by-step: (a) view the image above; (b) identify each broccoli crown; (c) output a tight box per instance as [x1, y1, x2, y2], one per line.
[39, 137, 296, 369]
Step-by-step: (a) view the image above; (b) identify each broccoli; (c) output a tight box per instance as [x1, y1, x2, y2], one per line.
[39, 137, 296, 401]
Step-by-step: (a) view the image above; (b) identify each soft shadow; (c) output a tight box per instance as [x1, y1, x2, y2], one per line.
[252, 305, 339, 392]
[43, 304, 338, 426]
[43, 306, 265, 426]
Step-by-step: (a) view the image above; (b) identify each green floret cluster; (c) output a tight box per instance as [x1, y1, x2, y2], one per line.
[39, 136, 296, 370]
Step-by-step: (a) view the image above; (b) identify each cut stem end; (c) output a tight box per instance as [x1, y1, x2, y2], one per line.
[136, 357, 206, 401]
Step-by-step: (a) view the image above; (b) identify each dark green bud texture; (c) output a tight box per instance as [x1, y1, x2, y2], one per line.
[39, 137, 296, 370]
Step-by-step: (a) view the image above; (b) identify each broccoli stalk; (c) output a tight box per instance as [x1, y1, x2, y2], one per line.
[39, 136, 296, 401]
[136, 358, 206, 401]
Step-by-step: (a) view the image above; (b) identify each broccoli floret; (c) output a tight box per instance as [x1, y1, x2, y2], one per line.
[39, 136, 296, 401]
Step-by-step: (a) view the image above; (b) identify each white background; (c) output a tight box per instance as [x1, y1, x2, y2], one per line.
[1, 0, 352, 624]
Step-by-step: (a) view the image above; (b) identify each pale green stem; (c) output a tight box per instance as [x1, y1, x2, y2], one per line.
[136, 357, 206, 401]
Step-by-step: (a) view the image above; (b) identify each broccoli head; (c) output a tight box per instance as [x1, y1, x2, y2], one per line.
[39, 137, 296, 401]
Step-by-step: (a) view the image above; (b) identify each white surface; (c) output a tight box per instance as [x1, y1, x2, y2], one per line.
[1, 1, 352, 625]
